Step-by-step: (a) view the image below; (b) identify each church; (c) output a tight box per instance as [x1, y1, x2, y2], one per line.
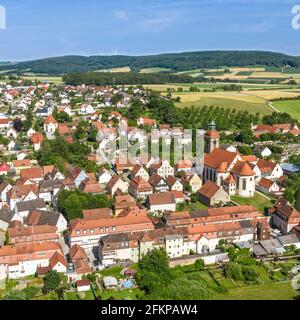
[203, 122, 255, 198]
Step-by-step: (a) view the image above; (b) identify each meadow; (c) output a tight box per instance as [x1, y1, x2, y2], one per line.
[272, 99, 300, 120]
[144, 82, 300, 117]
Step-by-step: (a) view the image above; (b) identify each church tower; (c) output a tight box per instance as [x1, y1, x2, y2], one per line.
[204, 121, 220, 154]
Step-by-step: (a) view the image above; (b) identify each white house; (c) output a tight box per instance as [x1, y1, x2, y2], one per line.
[148, 192, 176, 213]
[43, 115, 58, 134]
[150, 160, 174, 179]
[257, 178, 281, 195]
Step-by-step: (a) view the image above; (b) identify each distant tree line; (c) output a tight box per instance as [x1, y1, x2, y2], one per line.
[1, 50, 300, 74]
[63, 72, 203, 86]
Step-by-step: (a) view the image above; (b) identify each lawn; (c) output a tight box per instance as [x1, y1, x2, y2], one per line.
[99, 266, 124, 278]
[231, 192, 275, 213]
[272, 99, 300, 120]
[101, 288, 144, 300]
[212, 281, 298, 300]
[177, 200, 208, 212]
[65, 290, 95, 300]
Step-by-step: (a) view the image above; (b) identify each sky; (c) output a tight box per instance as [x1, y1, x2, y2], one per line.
[0, 0, 300, 61]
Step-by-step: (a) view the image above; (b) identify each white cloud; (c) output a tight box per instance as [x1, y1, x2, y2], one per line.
[114, 10, 129, 21]
[140, 12, 179, 32]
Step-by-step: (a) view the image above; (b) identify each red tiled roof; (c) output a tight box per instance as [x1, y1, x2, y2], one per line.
[199, 181, 220, 198]
[231, 161, 255, 176]
[44, 115, 58, 124]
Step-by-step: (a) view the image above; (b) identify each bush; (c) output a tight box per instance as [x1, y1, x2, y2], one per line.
[242, 266, 259, 281]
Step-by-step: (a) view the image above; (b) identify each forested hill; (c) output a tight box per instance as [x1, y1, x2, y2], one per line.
[1, 50, 300, 75]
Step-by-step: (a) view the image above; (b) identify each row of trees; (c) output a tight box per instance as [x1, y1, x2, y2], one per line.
[63, 72, 203, 86]
[2, 50, 299, 74]
[57, 189, 113, 220]
[135, 249, 226, 300]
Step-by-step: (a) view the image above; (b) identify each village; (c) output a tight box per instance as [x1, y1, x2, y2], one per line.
[0, 79, 300, 300]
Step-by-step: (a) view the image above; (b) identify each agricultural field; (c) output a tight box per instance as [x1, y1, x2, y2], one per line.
[272, 99, 300, 120]
[145, 82, 300, 117]
[99, 66, 131, 73]
[140, 67, 173, 73]
[22, 75, 63, 84]
[212, 281, 298, 300]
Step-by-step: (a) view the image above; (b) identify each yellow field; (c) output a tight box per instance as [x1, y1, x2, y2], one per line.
[22, 76, 63, 84]
[228, 67, 265, 72]
[140, 67, 172, 73]
[249, 72, 288, 78]
[211, 74, 249, 80]
[245, 90, 300, 100]
[176, 91, 266, 104]
[99, 66, 131, 73]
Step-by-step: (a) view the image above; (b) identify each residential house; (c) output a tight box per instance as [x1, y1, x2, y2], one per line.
[131, 164, 149, 182]
[8, 184, 38, 210]
[69, 210, 154, 249]
[198, 181, 230, 207]
[147, 192, 176, 213]
[0, 163, 11, 176]
[43, 115, 58, 134]
[148, 174, 169, 193]
[166, 176, 183, 192]
[98, 168, 113, 184]
[128, 177, 153, 199]
[25, 210, 68, 234]
[256, 159, 283, 181]
[253, 146, 272, 158]
[174, 159, 193, 175]
[271, 198, 300, 234]
[8, 223, 59, 244]
[107, 175, 128, 196]
[20, 167, 43, 183]
[257, 178, 281, 195]
[114, 195, 137, 216]
[0, 181, 12, 202]
[38, 179, 64, 203]
[0, 242, 63, 280]
[69, 244, 91, 279]
[150, 160, 174, 179]
[181, 173, 202, 193]
[12, 159, 31, 175]
[15, 198, 46, 219]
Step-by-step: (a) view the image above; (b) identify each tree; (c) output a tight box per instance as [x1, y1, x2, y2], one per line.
[135, 249, 172, 294]
[57, 189, 112, 220]
[13, 118, 23, 132]
[224, 262, 244, 281]
[242, 266, 259, 281]
[235, 129, 254, 144]
[194, 259, 205, 271]
[43, 270, 62, 293]
[294, 188, 300, 211]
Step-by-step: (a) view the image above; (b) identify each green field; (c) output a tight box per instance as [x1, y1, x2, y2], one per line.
[272, 99, 300, 120]
[177, 96, 271, 116]
[231, 192, 275, 213]
[22, 75, 63, 84]
[140, 67, 173, 74]
[213, 281, 298, 300]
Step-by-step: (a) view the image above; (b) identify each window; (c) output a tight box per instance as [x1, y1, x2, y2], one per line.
[242, 179, 247, 190]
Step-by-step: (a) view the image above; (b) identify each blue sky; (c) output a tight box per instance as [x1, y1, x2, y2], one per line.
[0, 0, 300, 61]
